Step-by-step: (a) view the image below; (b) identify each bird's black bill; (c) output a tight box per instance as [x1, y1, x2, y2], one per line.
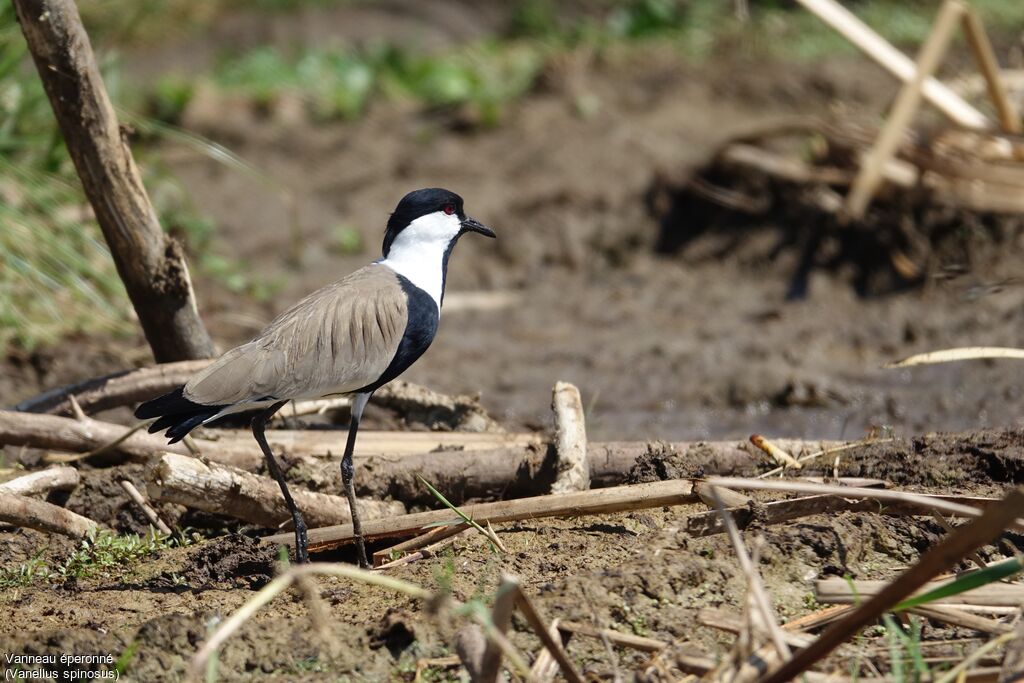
[461, 216, 496, 238]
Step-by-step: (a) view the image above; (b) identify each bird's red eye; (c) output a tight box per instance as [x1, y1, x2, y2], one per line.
[443, 204, 455, 215]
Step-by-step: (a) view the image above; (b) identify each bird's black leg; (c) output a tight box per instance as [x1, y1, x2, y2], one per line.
[343, 392, 371, 568]
[252, 401, 309, 563]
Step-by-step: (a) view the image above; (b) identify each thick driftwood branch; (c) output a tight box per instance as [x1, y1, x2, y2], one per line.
[12, 0, 215, 362]
[14, 363, 496, 434]
[264, 479, 698, 551]
[0, 491, 98, 537]
[550, 382, 588, 494]
[14, 361, 211, 415]
[0, 410, 189, 461]
[0, 466, 79, 497]
[148, 453, 405, 528]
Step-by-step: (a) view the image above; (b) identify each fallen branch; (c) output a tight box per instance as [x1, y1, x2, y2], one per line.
[0, 491, 99, 537]
[148, 453, 405, 529]
[264, 479, 697, 551]
[0, 466, 79, 497]
[0, 409, 190, 461]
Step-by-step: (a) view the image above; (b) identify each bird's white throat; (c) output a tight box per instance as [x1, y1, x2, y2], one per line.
[378, 210, 461, 309]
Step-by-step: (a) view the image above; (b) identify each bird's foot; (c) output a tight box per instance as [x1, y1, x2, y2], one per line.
[355, 534, 370, 569]
[294, 516, 310, 564]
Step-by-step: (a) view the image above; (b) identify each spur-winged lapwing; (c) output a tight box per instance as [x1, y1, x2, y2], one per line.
[136, 188, 495, 566]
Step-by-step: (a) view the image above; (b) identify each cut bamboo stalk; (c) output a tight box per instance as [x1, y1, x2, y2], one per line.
[0, 491, 99, 537]
[817, 578, 1024, 607]
[760, 485, 1024, 683]
[794, 0, 989, 129]
[550, 381, 589, 493]
[0, 467, 79, 497]
[148, 452, 405, 529]
[264, 479, 697, 551]
[961, 8, 1022, 134]
[844, 0, 969, 220]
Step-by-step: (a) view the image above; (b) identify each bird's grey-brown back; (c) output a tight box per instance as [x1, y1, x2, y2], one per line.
[184, 264, 409, 407]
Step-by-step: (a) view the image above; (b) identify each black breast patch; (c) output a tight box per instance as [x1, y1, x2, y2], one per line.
[358, 275, 439, 393]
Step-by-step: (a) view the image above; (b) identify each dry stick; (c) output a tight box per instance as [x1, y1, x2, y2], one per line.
[265, 479, 698, 550]
[705, 478, 1024, 532]
[935, 631, 1017, 683]
[514, 586, 585, 683]
[0, 491, 99, 537]
[909, 605, 1013, 635]
[556, 621, 667, 652]
[149, 452, 405, 529]
[844, 0, 968, 221]
[931, 510, 988, 571]
[372, 528, 470, 572]
[550, 381, 589, 494]
[793, 0, 988, 129]
[477, 576, 524, 683]
[709, 486, 792, 662]
[117, 479, 172, 535]
[12, 0, 214, 362]
[0, 467, 79, 497]
[529, 619, 564, 683]
[757, 439, 895, 479]
[750, 435, 801, 470]
[759, 485, 1024, 683]
[372, 523, 470, 567]
[961, 8, 1022, 135]
[816, 578, 1024, 607]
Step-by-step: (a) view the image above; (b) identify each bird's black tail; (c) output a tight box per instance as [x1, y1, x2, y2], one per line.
[135, 386, 223, 444]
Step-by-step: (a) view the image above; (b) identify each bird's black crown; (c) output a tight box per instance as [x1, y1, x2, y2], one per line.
[383, 188, 465, 256]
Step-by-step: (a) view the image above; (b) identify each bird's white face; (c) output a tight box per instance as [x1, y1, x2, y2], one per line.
[379, 210, 463, 308]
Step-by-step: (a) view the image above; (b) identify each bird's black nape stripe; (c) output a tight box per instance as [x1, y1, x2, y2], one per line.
[356, 274, 439, 393]
[136, 385, 224, 444]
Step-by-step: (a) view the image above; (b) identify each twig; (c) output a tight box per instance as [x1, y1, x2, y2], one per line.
[418, 477, 507, 554]
[844, 0, 968, 220]
[556, 621, 666, 652]
[709, 486, 791, 662]
[961, 8, 1021, 135]
[0, 467, 79, 497]
[885, 346, 1024, 368]
[479, 576, 525, 682]
[373, 523, 470, 567]
[931, 510, 988, 570]
[514, 585, 584, 683]
[118, 479, 172, 535]
[529, 619, 564, 683]
[757, 439, 896, 479]
[759, 485, 1024, 683]
[909, 605, 1013, 635]
[550, 381, 589, 493]
[792, 0, 988, 129]
[0, 491, 99, 537]
[750, 435, 802, 470]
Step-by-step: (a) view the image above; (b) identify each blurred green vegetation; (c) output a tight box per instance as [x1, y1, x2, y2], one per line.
[3, 0, 1024, 352]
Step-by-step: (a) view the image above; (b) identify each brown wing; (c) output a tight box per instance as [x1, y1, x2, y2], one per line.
[184, 265, 408, 406]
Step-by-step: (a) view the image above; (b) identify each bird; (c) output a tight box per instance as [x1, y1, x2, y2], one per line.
[135, 188, 495, 566]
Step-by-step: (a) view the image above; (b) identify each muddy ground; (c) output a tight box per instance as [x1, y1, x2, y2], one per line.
[3, 1, 1024, 681]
